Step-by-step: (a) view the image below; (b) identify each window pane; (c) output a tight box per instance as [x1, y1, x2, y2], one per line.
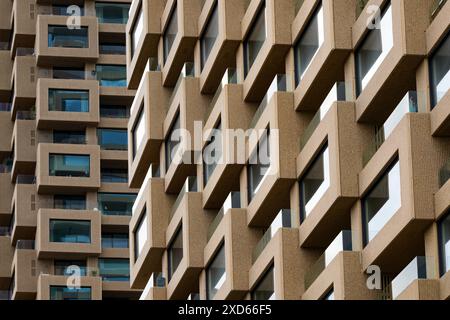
[96, 65, 127, 87]
[102, 233, 129, 249]
[132, 106, 146, 158]
[203, 121, 222, 186]
[429, 33, 450, 108]
[168, 226, 183, 281]
[101, 168, 128, 183]
[251, 265, 274, 300]
[244, 3, 266, 77]
[52, 5, 85, 16]
[53, 67, 85, 80]
[131, 8, 144, 57]
[206, 243, 226, 299]
[98, 259, 130, 281]
[53, 131, 86, 144]
[200, 2, 219, 70]
[98, 193, 136, 216]
[49, 220, 91, 243]
[247, 130, 270, 203]
[165, 112, 181, 172]
[48, 26, 88, 48]
[163, 4, 178, 63]
[49, 154, 90, 177]
[100, 42, 126, 55]
[48, 89, 89, 112]
[134, 210, 148, 260]
[50, 286, 91, 300]
[439, 213, 450, 276]
[54, 260, 87, 276]
[96, 3, 130, 24]
[97, 129, 128, 150]
[54, 195, 86, 210]
[100, 105, 129, 118]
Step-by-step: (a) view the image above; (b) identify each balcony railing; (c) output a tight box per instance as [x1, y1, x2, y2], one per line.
[0, 290, 10, 301]
[0, 103, 11, 112]
[16, 240, 35, 250]
[16, 110, 36, 120]
[204, 68, 238, 123]
[439, 158, 450, 188]
[299, 82, 346, 151]
[391, 256, 434, 299]
[168, 62, 195, 108]
[252, 209, 292, 263]
[304, 230, 352, 290]
[0, 226, 10, 236]
[132, 164, 161, 216]
[206, 191, 241, 241]
[16, 175, 36, 184]
[249, 74, 289, 129]
[140, 272, 166, 300]
[362, 91, 419, 166]
[431, 0, 447, 20]
[168, 176, 198, 222]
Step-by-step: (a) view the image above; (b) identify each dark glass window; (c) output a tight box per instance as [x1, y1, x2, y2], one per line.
[53, 130, 86, 144]
[48, 26, 88, 48]
[429, 32, 450, 108]
[203, 120, 222, 186]
[50, 286, 91, 300]
[102, 233, 129, 248]
[97, 193, 136, 216]
[98, 259, 130, 281]
[53, 67, 85, 80]
[97, 129, 128, 151]
[100, 41, 126, 55]
[163, 4, 178, 63]
[96, 65, 127, 87]
[49, 154, 90, 177]
[165, 111, 181, 172]
[206, 242, 226, 299]
[168, 226, 183, 281]
[48, 89, 89, 112]
[54, 195, 86, 210]
[132, 105, 145, 158]
[96, 3, 130, 24]
[52, 5, 85, 16]
[251, 265, 274, 300]
[49, 220, 91, 243]
[134, 209, 147, 261]
[438, 212, 450, 276]
[100, 105, 129, 118]
[244, 2, 266, 77]
[200, 2, 219, 70]
[101, 168, 128, 183]
[54, 260, 87, 276]
[247, 130, 270, 203]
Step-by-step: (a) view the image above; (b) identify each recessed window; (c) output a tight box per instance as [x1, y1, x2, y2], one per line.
[52, 5, 85, 16]
[54, 260, 87, 276]
[438, 212, 450, 276]
[48, 89, 89, 112]
[251, 265, 274, 300]
[355, 3, 393, 96]
[134, 209, 148, 261]
[244, 2, 266, 77]
[49, 219, 91, 243]
[97, 193, 136, 216]
[294, 3, 324, 86]
[130, 6, 144, 58]
[163, 4, 178, 63]
[132, 105, 146, 158]
[200, 2, 219, 70]
[206, 242, 226, 299]
[97, 129, 128, 151]
[49, 154, 90, 177]
[50, 286, 91, 300]
[429, 32, 450, 108]
[100, 105, 129, 118]
[101, 167, 128, 183]
[95, 2, 130, 24]
[247, 130, 271, 203]
[98, 259, 130, 282]
[96, 65, 127, 87]
[100, 41, 126, 55]
[54, 195, 86, 210]
[102, 233, 129, 249]
[53, 130, 86, 144]
[299, 144, 330, 221]
[53, 67, 85, 80]
[48, 26, 88, 48]
[168, 226, 183, 281]
[362, 158, 401, 245]
[203, 120, 222, 186]
[165, 111, 181, 172]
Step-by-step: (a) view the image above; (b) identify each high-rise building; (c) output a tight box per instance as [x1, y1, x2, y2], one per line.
[126, 0, 450, 300]
[0, 0, 141, 300]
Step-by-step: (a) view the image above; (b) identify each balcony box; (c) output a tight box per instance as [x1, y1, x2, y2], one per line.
[160, 0, 202, 87]
[0, 234, 13, 288]
[11, 119, 37, 180]
[129, 175, 173, 289]
[98, 183, 138, 228]
[10, 182, 38, 244]
[140, 272, 167, 300]
[10, 0, 36, 55]
[37, 274, 102, 300]
[126, 0, 167, 89]
[0, 51, 13, 101]
[352, 0, 433, 123]
[197, 0, 247, 94]
[36, 208, 101, 259]
[35, 15, 99, 65]
[128, 70, 171, 188]
[239, 0, 295, 102]
[296, 101, 370, 247]
[0, 112, 12, 156]
[10, 56, 37, 117]
[0, 174, 13, 225]
[292, 0, 355, 111]
[163, 71, 208, 194]
[202, 72, 255, 208]
[36, 78, 100, 130]
[36, 143, 101, 193]
[435, 159, 450, 221]
[359, 113, 450, 273]
[0, 1, 11, 36]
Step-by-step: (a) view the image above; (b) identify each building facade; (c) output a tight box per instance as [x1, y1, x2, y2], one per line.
[0, 0, 141, 300]
[127, 0, 450, 300]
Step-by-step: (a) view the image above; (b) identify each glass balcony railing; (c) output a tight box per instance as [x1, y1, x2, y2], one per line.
[16, 240, 35, 250]
[391, 256, 434, 300]
[16, 110, 36, 120]
[362, 91, 419, 166]
[249, 74, 289, 129]
[439, 158, 450, 188]
[168, 176, 198, 222]
[304, 230, 352, 290]
[140, 272, 166, 300]
[0, 290, 10, 300]
[252, 209, 292, 263]
[0, 103, 11, 112]
[0, 226, 10, 236]
[16, 175, 36, 184]
[431, 0, 447, 20]
[206, 191, 241, 241]
[299, 82, 346, 151]
[204, 68, 238, 123]
[168, 62, 195, 108]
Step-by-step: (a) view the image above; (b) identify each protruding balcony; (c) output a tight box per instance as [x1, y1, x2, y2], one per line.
[10, 176, 37, 244]
[11, 117, 37, 180]
[139, 272, 167, 300]
[0, 228, 13, 288]
[10, 55, 37, 117]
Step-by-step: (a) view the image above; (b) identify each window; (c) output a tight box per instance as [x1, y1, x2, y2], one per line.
[200, 2, 219, 70]
[168, 226, 183, 281]
[97, 193, 136, 216]
[203, 120, 222, 186]
[165, 112, 181, 172]
[100, 41, 126, 55]
[101, 168, 128, 183]
[95, 2, 130, 24]
[206, 243, 226, 299]
[50, 286, 91, 300]
[49, 220, 91, 243]
[100, 105, 129, 118]
[52, 5, 85, 16]
[132, 105, 146, 158]
[251, 265, 274, 300]
[102, 233, 129, 249]
[299, 144, 330, 221]
[134, 209, 148, 261]
[48, 26, 88, 48]
[48, 89, 89, 112]
[362, 158, 401, 245]
[54, 260, 87, 276]
[97, 129, 128, 151]
[438, 212, 450, 276]
[355, 3, 393, 96]
[98, 259, 130, 281]
[323, 289, 334, 300]
[130, 6, 144, 58]
[294, 3, 324, 86]
[163, 4, 178, 63]
[49, 154, 90, 177]
[247, 130, 271, 203]
[429, 32, 450, 108]
[53, 67, 85, 80]
[53, 130, 86, 144]
[96, 65, 127, 87]
[244, 2, 266, 77]
[54, 195, 86, 210]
